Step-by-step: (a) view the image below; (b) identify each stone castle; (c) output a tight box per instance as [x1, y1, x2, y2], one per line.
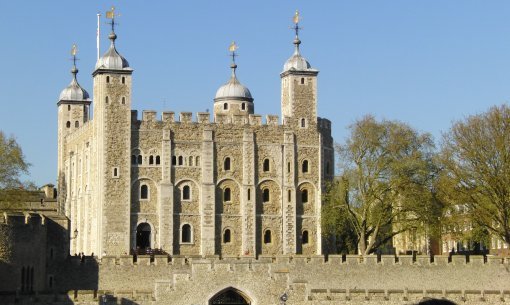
[1, 11, 509, 305]
[57, 12, 333, 259]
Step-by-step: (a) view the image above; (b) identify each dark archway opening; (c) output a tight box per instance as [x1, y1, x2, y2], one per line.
[136, 223, 151, 250]
[209, 288, 250, 305]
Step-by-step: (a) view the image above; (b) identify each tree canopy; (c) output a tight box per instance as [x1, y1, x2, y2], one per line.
[327, 116, 439, 255]
[437, 104, 510, 248]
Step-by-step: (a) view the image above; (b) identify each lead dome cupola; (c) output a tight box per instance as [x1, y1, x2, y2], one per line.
[214, 42, 253, 103]
[59, 46, 90, 102]
[95, 22, 130, 70]
[282, 11, 316, 73]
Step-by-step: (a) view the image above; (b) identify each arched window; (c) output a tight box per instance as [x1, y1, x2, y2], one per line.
[302, 160, 309, 173]
[263, 159, 270, 172]
[301, 77, 305, 84]
[189, 156, 193, 166]
[301, 189, 308, 203]
[224, 157, 231, 171]
[156, 156, 161, 165]
[121, 97, 126, 104]
[223, 229, 231, 243]
[224, 188, 231, 202]
[67, 105, 71, 111]
[172, 156, 177, 165]
[247, 188, 251, 200]
[137, 155, 143, 165]
[105, 96, 109, 104]
[301, 118, 306, 128]
[106, 76, 110, 83]
[195, 156, 200, 166]
[140, 184, 148, 200]
[182, 185, 190, 200]
[223, 103, 228, 110]
[242, 103, 246, 110]
[178, 156, 183, 166]
[131, 155, 137, 164]
[113, 167, 118, 177]
[181, 224, 192, 243]
[122, 77, 125, 84]
[263, 189, 270, 202]
[149, 156, 154, 165]
[302, 230, 309, 244]
[66, 121, 71, 128]
[264, 230, 272, 244]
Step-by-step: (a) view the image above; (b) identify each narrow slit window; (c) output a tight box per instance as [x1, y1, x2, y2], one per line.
[172, 156, 177, 165]
[224, 188, 231, 202]
[68, 105, 71, 111]
[105, 96, 109, 104]
[263, 189, 270, 202]
[189, 156, 193, 166]
[195, 156, 200, 166]
[182, 185, 190, 200]
[149, 156, 154, 165]
[113, 167, 119, 177]
[122, 77, 125, 84]
[137, 155, 143, 165]
[247, 188, 251, 201]
[288, 190, 291, 202]
[300, 77, 305, 84]
[178, 156, 183, 165]
[263, 159, 270, 172]
[106, 76, 110, 83]
[181, 224, 191, 243]
[156, 156, 161, 165]
[242, 103, 246, 110]
[302, 160, 309, 173]
[223, 229, 231, 243]
[301, 118, 306, 128]
[287, 162, 291, 173]
[122, 97, 126, 104]
[224, 157, 231, 171]
[140, 184, 148, 200]
[264, 230, 272, 244]
[301, 189, 308, 203]
[223, 103, 228, 110]
[302, 230, 309, 244]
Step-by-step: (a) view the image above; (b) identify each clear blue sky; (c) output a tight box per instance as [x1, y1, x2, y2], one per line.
[1, 1, 510, 186]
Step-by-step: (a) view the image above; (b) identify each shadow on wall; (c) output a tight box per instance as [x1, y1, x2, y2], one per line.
[416, 298, 457, 305]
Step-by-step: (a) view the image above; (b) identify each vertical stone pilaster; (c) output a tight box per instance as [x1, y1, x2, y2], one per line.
[283, 131, 297, 254]
[316, 133, 323, 255]
[200, 127, 215, 256]
[159, 129, 174, 254]
[242, 129, 256, 256]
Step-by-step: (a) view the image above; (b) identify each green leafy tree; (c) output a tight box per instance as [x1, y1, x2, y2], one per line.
[438, 104, 510, 248]
[332, 115, 439, 255]
[0, 131, 33, 209]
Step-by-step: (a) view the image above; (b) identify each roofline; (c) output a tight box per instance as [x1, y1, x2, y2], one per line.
[214, 96, 254, 103]
[92, 68, 133, 77]
[57, 100, 92, 106]
[280, 70, 319, 78]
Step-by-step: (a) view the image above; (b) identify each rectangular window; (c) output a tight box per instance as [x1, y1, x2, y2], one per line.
[112, 167, 119, 178]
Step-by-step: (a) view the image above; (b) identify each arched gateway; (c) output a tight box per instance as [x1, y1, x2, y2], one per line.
[136, 223, 151, 250]
[209, 288, 250, 305]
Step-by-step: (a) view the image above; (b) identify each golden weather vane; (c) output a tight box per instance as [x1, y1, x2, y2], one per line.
[229, 41, 238, 53]
[71, 44, 78, 56]
[293, 10, 300, 24]
[105, 6, 121, 32]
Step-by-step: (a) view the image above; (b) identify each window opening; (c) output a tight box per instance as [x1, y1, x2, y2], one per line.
[156, 156, 161, 165]
[263, 159, 270, 172]
[223, 103, 228, 110]
[288, 190, 291, 202]
[137, 155, 143, 165]
[264, 230, 272, 244]
[105, 96, 109, 104]
[302, 230, 309, 244]
[301, 77, 305, 84]
[106, 76, 110, 83]
[263, 189, 270, 202]
[183, 185, 190, 200]
[224, 157, 231, 171]
[287, 162, 291, 173]
[66, 121, 71, 128]
[247, 188, 251, 200]
[224, 188, 231, 202]
[131, 155, 137, 164]
[301, 118, 306, 128]
[195, 156, 200, 166]
[140, 184, 148, 199]
[223, 229, 231, 243]
[113, 167, 118, 177]
[301, 189, 308, 203]
[181, 224, 191, 243]
[302, 160, 309, 173]
[149, 156, 154, 165]
[122, 97, 126, 104]
[242, 103, 246, 110]
[172, 156, 176, 165]
[67, 105, 71, 111]
[122, 77, 125, 84]
[178, 156, 183, 166]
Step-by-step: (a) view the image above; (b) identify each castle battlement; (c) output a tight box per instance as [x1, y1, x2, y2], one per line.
[130, 109, 289, 128]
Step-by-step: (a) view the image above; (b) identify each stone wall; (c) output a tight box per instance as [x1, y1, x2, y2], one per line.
[3, 254, 508, 305]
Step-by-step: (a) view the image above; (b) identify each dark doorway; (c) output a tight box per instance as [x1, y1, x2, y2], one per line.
[136, 223, 151, 250]
[209, 288, 250, 305]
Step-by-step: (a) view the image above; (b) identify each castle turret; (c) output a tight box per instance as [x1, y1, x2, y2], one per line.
[214, 42, 254, 119]
[57, 45, 91, 215]
[280, 11, 319, 128]
[91, 9, 133, 257]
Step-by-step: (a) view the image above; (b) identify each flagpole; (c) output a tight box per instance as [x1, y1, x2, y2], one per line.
[97, 13, 101, 61]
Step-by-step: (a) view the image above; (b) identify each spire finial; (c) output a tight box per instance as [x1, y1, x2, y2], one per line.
[229, 41, 238, 78]
[70, 44, 79, 77]
[106, 6, 120, 43]
[291, 10, 302, 54]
